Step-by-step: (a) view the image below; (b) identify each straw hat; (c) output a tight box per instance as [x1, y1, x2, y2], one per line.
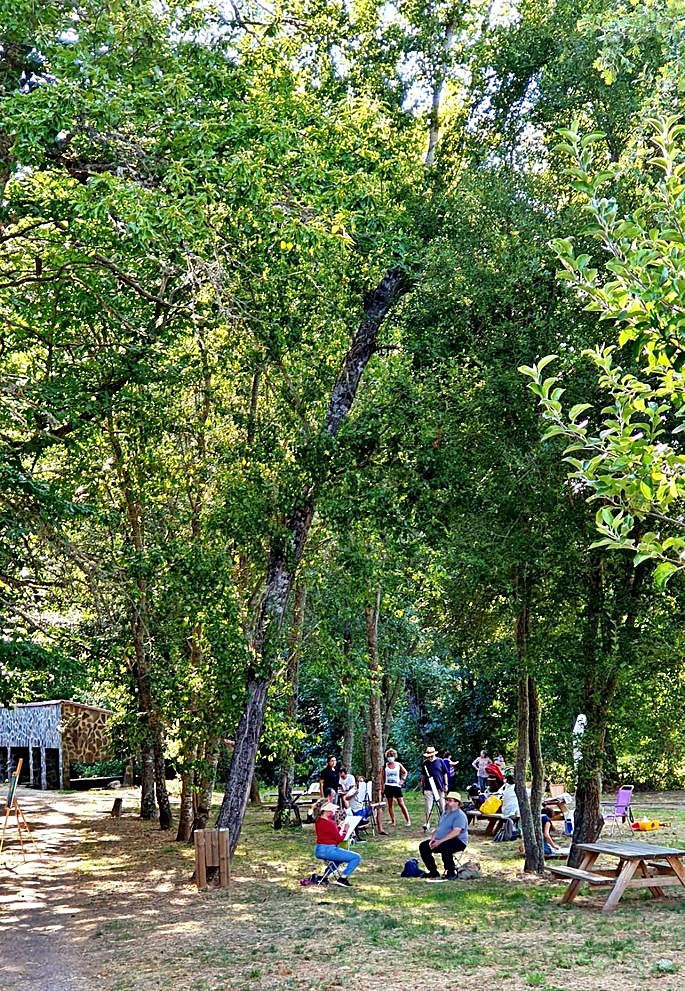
[445, 791, 462, 803]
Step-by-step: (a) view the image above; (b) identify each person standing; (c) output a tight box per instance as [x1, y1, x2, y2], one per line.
[420, 746, 448, 831]
[418, 791, 469, 879]
[381, 748, 411, 826]
[471, 750, 489, 793]
[319, 755, 339, 797]
[442, 751, 458, 791]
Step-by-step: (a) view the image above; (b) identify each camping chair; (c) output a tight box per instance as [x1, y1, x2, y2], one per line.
[601, 784, 635, 835]
[314, 858, 345, 885]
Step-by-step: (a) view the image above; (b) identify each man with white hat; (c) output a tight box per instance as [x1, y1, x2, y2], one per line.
[418, 791, 469, 880]
[420, 745, 448, 831]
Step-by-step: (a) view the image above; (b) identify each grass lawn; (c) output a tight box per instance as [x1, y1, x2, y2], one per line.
[4, 789, 685, 991]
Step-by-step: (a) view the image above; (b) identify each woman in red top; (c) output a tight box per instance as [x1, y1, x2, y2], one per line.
[314, 802, 362, 887]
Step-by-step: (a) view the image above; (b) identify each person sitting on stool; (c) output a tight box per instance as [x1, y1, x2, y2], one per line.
[419, 791, 469, 879]
[314, 802, 361, 887]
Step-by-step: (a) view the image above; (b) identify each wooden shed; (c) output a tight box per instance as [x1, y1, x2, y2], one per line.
[0, 700, 111, 790]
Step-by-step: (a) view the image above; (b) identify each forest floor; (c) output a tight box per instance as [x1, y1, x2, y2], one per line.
[1, 787, 684, 991]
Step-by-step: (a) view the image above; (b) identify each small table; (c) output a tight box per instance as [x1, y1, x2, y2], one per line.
[550, 840, 685, 912]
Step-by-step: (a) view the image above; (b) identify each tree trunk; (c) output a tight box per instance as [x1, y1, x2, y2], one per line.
[365, 588, 384, 828]
[404, 676, 429, 743]
[381, 672, 403, 749]
[527, 675, 545, 864]
[176, 768, 195, 842]
[569, 698, 609, 865]
[342, 708, 355, 770]
[152, 734, 173, 831]
[217, 676, 269, 854]
[425, 18, 456, 166]
[192, 742, 219, 833]
[249, 774, 261, 805]
[513, 572, 545, 873]
[275, 582, 307, 828]
[140, 746, 157, 820]
[216, 267, 410, 855]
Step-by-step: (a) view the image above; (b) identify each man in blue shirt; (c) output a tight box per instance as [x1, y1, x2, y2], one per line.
[418, 791, 469, 879]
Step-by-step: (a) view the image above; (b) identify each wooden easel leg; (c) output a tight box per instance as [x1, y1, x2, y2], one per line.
[0, 807, 10, 856]
[16, 804, 41, 859]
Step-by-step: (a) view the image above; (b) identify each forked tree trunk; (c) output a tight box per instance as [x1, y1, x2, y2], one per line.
[140, 746, 157, 820]
[216, 267, 410, 856]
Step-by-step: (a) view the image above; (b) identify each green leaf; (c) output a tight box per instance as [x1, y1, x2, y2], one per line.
[653, 562, 679, 587]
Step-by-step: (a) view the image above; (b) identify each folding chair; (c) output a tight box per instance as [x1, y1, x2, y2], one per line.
[316, 861, 343, 886]
[601, 784, 635, 835]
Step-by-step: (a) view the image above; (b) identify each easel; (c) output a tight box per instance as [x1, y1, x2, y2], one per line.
[0, 759, 40, 861]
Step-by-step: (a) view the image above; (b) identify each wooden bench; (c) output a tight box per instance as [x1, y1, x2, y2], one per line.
[549, 866, 614, 885]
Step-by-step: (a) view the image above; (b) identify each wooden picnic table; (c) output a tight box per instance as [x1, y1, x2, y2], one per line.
[467, 810, 505, 836]
[549, 840, 685, 912]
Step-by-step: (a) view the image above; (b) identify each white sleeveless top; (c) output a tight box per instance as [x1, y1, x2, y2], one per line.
[385, 763, 401, 787]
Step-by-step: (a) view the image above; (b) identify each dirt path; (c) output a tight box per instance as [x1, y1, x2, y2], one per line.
[0, 790, 95, 990]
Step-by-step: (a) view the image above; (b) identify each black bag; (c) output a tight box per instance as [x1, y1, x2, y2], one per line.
[400, 858, 427, 878]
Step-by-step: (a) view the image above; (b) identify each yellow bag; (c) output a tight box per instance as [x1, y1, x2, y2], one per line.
[480, 796, 502, 814]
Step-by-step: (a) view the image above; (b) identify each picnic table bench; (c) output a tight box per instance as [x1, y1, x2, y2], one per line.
[467, 810, 506, 836]
[549, 840, 685, 912]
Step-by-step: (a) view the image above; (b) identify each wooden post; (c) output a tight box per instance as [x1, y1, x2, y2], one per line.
[194, 828, 230, 890]
[110, 798, 123, 817]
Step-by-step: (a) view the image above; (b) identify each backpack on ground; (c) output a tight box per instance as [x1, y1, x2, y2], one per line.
[455, 860, 481, 880]
[400, 858, 427, 878]
[493, 817, 519, 842]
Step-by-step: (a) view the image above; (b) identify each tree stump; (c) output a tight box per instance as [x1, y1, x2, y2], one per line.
[110, 798, 123, 817]
[194, 828, 230, 890]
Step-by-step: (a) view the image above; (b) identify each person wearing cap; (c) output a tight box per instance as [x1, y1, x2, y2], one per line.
[418, 791, 469, 879]
[314, 801, 361, 887]
[420, 746, 448, 831]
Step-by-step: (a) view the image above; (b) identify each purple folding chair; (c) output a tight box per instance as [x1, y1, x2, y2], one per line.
[600, 784, 635, 835]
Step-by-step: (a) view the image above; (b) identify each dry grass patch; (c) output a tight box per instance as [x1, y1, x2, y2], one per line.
[1, 789, 684, 991]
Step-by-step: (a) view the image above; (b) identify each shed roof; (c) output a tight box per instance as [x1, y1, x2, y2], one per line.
[9, 700, 111, 714]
